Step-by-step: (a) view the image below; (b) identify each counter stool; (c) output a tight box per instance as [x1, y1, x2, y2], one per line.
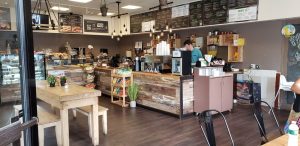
[14, 105, 62, 146]
[72, 106, 108, 137]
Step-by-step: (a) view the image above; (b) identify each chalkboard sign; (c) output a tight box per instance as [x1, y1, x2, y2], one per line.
[0, 7, 11, 30]
[203, 0, 228, 25]
[171, 16, 189, 28]
[130, 14, 143, 33]
[84, 20, 108, 33]
[189, 1, 203, 27]
[155, 8, 171, 30]
[229, 0, 258, 9]
[59, 13, 83, 33]
[287, 24, 300, 101]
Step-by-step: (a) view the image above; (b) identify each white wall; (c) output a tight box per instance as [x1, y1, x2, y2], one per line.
[258, 0, 300, 21]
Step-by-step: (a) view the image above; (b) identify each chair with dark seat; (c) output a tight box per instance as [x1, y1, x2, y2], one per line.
[197, 110, 235, 146]
[252, 100, 283, 144]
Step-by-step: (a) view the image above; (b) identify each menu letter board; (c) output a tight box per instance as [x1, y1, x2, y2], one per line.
[59, 13, 83, 33]
[0, 7, 11, 30]
[228, 5, 257, 22]
[84, 20, 108, 33]
[203, 0, 228, 25]
[189, 1, 203, 27]
[172, 4, 189, 18]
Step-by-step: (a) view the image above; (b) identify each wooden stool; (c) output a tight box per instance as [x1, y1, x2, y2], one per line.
[72, 106, 108, 137]
[14, 105, 62, 146]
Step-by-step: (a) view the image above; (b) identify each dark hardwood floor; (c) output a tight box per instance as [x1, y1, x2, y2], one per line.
[0, 97, 289, 146]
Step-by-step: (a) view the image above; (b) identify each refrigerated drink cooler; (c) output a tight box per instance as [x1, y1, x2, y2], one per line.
[172, 50, 191, 76]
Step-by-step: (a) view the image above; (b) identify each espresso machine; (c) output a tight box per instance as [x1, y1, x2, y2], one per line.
[172, 50, 191, 75]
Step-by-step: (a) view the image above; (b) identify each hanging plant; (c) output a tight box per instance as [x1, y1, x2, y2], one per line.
[100, 0, 108, 16]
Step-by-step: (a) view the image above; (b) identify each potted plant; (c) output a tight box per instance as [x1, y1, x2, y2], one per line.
[127, 83, 139, 108]
[47, 75, 56, 87]
[60, 76, 67, 86]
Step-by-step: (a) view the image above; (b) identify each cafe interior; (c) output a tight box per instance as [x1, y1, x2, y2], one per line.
[0, 0, 300, 146]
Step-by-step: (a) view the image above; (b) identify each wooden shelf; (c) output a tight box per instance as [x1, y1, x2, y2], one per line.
[111, 100, 129, 107]
[111, 74, 131, 78]
[112, 93, 127, 98]
[111, 73, 132, 107]
[111, 84, 129, 88]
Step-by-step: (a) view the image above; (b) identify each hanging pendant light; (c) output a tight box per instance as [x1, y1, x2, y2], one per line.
[160, 30, 164, 36]
[120, 30, 123, 37]
[100, 0, 108, 16]
[169, 27, 173, 33]
[117, 37, 120, 41]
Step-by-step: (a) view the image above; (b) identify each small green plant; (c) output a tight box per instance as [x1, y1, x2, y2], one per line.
[47, 75, 56, 87]
[127, 83, 139, 101]
[60, 76, 67, 86]
[60, 76, 67, 82]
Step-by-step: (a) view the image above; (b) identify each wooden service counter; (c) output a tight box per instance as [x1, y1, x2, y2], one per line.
[95, 67, 194, 118]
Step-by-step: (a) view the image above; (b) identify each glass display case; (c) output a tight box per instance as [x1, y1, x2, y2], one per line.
[0, 54, 46, 103]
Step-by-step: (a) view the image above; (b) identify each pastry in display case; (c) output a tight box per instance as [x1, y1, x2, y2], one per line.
[0, 54, 46, 103]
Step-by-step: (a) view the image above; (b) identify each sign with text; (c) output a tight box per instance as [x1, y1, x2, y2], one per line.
[228, 5, 258, 22]
[0, 7, 11, 30]
[84, 19, 108, 33]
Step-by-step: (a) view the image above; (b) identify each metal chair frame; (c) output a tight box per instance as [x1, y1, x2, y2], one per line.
[252, 100, 283, 142]
[197, 110, 235, 146]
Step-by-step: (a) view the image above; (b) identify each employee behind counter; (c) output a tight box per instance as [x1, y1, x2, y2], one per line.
[184, 39, 203, 64]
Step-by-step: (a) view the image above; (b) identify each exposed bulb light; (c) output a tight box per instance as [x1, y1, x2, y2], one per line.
[122, 5, 142, 10]
[69, 0, 92, 3]
[166, 25, 169, 30]
[117, 37, 120, 41]
[51, 6, 70, 11]
[149, 32, 152, 37]
[169, 28, 173, 33]
[160, 30, 164, 36]
[113, 30, 116, 35]
[157, 35, 160, 39]
[98, 12, 115, 16]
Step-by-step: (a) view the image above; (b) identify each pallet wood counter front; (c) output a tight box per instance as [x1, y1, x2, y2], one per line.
[95, 67, 113, 95]
[133, 72, 194, 118]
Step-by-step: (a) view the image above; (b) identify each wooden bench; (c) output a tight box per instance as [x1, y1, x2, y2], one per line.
[14, 105, 62, 146]
[72, 106, 108, 137]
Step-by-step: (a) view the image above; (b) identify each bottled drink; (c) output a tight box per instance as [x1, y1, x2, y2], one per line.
[288, 121, 299, 146]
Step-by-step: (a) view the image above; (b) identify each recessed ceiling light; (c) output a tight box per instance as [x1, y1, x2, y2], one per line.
[98, 12, 115, 16]
[122, 5, 141, 10]
[69, 0, 93, 3]
[51, 6, 70, 11]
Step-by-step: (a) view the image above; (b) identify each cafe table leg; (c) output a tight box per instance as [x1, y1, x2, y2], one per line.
[60, 109, 69, 146]
[91, 104, 99, 146]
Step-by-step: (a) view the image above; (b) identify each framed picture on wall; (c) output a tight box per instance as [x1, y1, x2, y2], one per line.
[0, 7, 11, 30]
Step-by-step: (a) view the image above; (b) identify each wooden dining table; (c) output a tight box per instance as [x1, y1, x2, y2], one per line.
[36, 80, 101, 146]
[263, 134, 300, 146]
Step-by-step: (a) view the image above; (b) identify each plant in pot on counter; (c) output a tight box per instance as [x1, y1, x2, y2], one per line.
[60, 76, 67, 86]
[47, 75, 56, 87]
[127, 83, 139, 108]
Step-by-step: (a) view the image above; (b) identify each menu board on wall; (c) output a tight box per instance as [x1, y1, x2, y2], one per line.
[155, 8, 171, 30]
[172, 16, 189, 29]
[228, 6, 257, 22]
[189, 1, 203, 27]
[142, 20, 155, 32]
[228, 0, 258, 9]
[171, 4, 189, 18]
[84, 20, 108, 33]
[0, 7, 11, 30]
[203, 0, 228, 25]
[130, 14, 143, 33]
[59, 13, 83, 33]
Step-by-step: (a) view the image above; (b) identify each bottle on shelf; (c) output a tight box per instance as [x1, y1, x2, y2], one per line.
[6, 42, 11, 55]
[288, 121, 299, 146]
